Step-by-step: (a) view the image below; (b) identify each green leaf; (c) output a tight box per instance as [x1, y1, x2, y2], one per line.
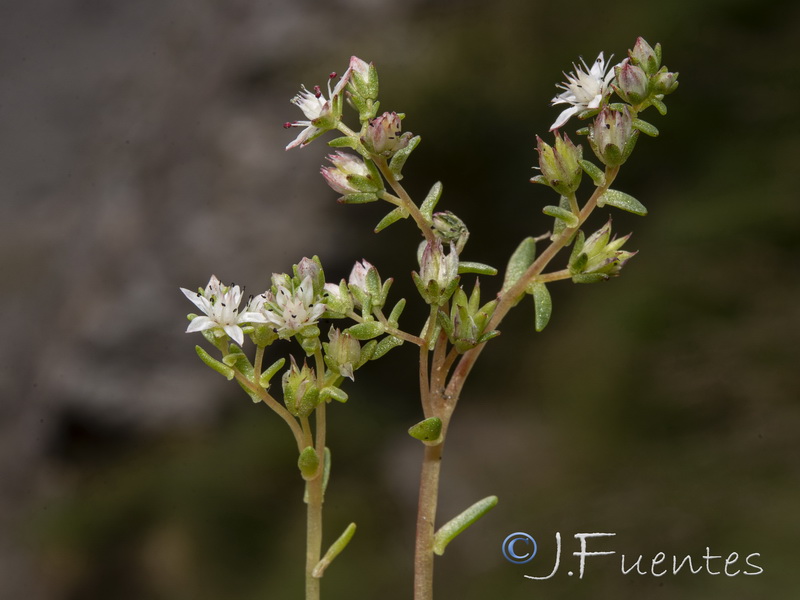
[651, 97, 668, 116]
[195, 346, 235, 380]
[345, 321, 385, 340]
[374, 206, 409, 233]
[408, 417, 443, 443]
[312, 523, 357, 578]
[327, 136, 359, 149]
[420, 181, 443, 222]
[372, 334, 403, 359]
[572, 272, 610, 284]
[542, 205, 579, 228]
[433, 496, 498, 556]
[579, 160, 606, 186]
[502, 237, 537, 294]
[633, 118, 659, 137]
[596, 189, 648, 216]
[388, 135, 421, 180]
[340, 192, 379, 204]
[530, 282, 552, 332]
[298, 446, 320, 480]
[258, 357, 286, 388]
[320, 386, 348, 403]
[458, 261, 498, 276]
[387, 298, 406, 328]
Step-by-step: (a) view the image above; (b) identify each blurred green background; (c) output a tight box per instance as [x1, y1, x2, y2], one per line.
[3, 0, 799, 598]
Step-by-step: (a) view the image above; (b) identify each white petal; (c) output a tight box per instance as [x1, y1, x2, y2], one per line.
[181, 287, 210, 313]
[223, 325, 245, 346]
[186, 316, 216, 333]
[550, 106, 578, 131]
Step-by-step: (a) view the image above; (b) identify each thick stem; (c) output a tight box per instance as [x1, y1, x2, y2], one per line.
[414, 442, 444, 600]
[306, 470, 324, 600]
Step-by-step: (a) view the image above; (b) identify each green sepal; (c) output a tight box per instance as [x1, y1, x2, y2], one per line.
[420, 182, 443, 223]
[388, 135, 421, 180]
[299, 334, 321, 357]
[433, 495, 498, 556]
[346, 321, 385, 340]
[579, 160, 606, 186]
[374, 206, 409, 233]
[372, 334, 403, 359]
[298, 446, 320, 480]
[572, 272, 610, 284]
[258, 357, 286, 388]
[530, 281, 552, 332]
[379, 278, 393, 307]
[408, 417, 443, 444]
[542, 205, 579, 228]
[346, 173, 381, 194]
[633, 118, 659, 137]
[568, 230, 586, 266]
[437, 310, 454, 337]
[596, 189, 648, 216]
[340, 192, 379, 204]
[327, 136, 360, 150]
[387, 298, 406, 328]
[651, 97, 668, 115]
[529, 174, 548, 186]
[250, 324, 278, 348]
[320, 386, 348, 403]
[502, 237, 537, 295]
[458, 261, 497, 276]
[365, 267, 381, 300]
[195, 345, 235, 380]
[312, 522, 357, 579]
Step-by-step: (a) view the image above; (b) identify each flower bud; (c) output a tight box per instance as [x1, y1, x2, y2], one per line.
[413, 240, 459, 305]
[614, 59, 649, 105]
[652, 69, 679, 96]
[282, 358, 320, 418]
[324, 328, 362, 381]
[348, 259, 386, 311]
[629, 37, 660, 76]
[347, 56, 379, 100]
[588, 106, 637, 167]
[321, 151, 382, 198]
[534, 133, 583, 196]
[363, 112, 412, 157]
[432, 211, 470, 253]
[569, 220, 637, 281]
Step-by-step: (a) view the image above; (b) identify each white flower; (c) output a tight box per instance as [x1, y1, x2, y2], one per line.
[258, 275, 326, 336]
[181, 275, 267, 346]
[550, 52, 616, 131]
[284, 70, 350, 150]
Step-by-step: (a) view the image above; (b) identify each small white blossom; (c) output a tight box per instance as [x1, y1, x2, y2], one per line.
[257, 275, 326, 336]
[284, 71, 350, 150]
[550, 52, 616, 131]
[181, 275, 267, 346]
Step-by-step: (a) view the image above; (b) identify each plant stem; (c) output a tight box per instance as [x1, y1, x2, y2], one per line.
[306, 467, 324, 600]
[414, 441, 444, 600]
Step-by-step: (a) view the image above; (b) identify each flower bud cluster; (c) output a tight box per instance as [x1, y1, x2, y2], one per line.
[437, 281, 498, 353]
[362, 111, 412, 157]
[568, 220, 637, 283]
[614, 38, 679, 110]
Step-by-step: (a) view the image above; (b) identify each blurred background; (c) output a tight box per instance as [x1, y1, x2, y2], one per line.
[2, 0, 799, 598]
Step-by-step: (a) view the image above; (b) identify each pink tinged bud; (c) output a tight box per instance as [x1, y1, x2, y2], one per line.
[364, 112, 411, 157]
[349, 56, 371, 80]
[321, 151, 377, 196]
[629, 37, 660, 75]
[614, 59, 649, 105]
[589, 107, 636, 167]
[348, 259, 372, 291]
[653, 70, 679, 96]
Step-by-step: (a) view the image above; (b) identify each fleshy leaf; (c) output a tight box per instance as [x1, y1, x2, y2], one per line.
[542, 205, 579, 228]
[195, 346, 235, 380]
[408, 417, 443, 443]
[530, 281, 552, 332]
[633, 118, 659, 137]
[388, 135, 421, 180]
[458, 261, 498, 276]
[433, 496, 498, 556]
[312, 523, 357, 579]
[596, 189, 648, 216]
[420, 182, 443, 223]
[502, 237, 537, 295]
[579, 160, 605, 186]
[374, 206, 409, 233]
